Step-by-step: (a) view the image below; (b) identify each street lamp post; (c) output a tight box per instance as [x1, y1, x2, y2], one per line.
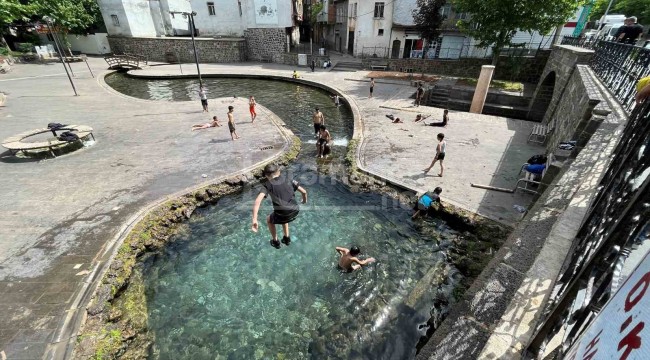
[170, 11, 202, 87]
[44, 17, 78, 96]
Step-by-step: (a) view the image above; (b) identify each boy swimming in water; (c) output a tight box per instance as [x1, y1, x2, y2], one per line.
[335, 246, 375, 272]
[252, 164, 308, 249]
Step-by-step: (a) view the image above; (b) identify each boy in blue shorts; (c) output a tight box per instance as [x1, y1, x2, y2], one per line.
[412, 187, 444, 219]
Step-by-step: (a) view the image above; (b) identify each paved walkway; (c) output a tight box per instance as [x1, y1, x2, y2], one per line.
[132, 63, 544, 225]
[0, 58, 289, 359]
[1, 58, 543, 359]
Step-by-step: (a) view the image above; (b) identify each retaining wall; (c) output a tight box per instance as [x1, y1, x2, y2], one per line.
[107, 36, 246, 63]
[364, 51, 550, 83]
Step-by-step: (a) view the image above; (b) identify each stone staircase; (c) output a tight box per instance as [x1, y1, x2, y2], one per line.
[331, 61, 364, 72]
[426, 85, 451, 108]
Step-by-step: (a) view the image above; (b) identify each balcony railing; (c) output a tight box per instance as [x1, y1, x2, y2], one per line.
[561, 36, 650, 113]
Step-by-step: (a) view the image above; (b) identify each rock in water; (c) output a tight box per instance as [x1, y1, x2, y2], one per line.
[268, 281, 282, 293]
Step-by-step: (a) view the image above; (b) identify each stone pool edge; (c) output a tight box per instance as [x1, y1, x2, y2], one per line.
[104, 71, 513, 358]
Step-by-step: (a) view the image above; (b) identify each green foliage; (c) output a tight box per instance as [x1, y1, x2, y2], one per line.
[590, 0, 649, 26]
[452, 0, 587, 63]
[311, 2, 324, 26]
[31, 0, 103, 35]
[412, 0, 447, 45]
[0, 0, 29, 26]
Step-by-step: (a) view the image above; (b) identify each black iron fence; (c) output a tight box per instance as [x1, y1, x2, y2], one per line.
[561, 37, 650, 112]
[361, 41, 551, 60]
[524, 99, 650, 358]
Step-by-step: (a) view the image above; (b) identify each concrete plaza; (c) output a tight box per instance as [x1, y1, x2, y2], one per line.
[0, 58, 543, 359]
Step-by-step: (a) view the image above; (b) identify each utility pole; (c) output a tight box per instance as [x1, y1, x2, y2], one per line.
[43, 17, 78, 96]
[170, 11, 202, 87]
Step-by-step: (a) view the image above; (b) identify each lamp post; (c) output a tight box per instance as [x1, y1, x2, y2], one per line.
[43, 17, 78, 96]
[170, 11, 202, 87]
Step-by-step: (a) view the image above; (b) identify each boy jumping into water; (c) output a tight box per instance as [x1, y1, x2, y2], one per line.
[336, 246, 375, 272]
[252, 164, 308, 249]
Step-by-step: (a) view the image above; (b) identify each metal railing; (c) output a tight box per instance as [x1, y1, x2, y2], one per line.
[361, 41, 551, 60]
[524, 99, 650, 358]
[561, 37, 650, 113]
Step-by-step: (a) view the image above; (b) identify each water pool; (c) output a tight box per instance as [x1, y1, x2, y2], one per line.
[105, 74, 452, 359]
[142, 167, 446, 359]
[104, 73, 353, 147]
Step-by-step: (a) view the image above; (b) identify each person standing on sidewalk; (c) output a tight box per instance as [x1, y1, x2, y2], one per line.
[227, 105, 240, 141]
[369, 78, 375, 98]
[249, 96, 257, 122]
[415, 84, 424, 106]
[311, 59, 316, 72]
[423, 133, 446, 177]
[199, 86, 209, 113]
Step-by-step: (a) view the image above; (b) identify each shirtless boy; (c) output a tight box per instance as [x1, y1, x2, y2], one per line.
[312, 107, 325, 137]
[227, 106, 240, 140]
[252, 164, 308, 249]
[317, 125, 331, 158]
[336, 246, 375, 272]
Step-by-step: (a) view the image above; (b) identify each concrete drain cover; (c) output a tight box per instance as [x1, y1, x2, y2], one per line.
[260, 145, 274, 151]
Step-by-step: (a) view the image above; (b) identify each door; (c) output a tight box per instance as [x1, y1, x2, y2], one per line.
[348, 31, 354, 55]
[391, 39, 401, 59]
[403, 39, 414, 58]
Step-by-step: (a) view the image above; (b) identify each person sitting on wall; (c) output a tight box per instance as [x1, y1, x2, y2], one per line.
[292, 70, 300, 79]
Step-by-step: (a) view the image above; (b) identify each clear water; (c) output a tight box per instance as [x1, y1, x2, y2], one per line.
[104, 74, 353, 148]
[106, 74, 450, 359]
[142, 170, 444, 359]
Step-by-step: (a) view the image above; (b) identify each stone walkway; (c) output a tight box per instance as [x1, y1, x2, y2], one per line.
[132, 63, 544, 225]
[0, 58, 289, 359]
[1, 58, 543, 359]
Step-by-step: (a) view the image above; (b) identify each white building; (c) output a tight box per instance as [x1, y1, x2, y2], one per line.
[98, 0, 303, 42]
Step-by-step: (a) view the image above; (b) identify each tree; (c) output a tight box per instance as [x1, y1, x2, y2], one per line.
[452, 0, 587, 64]
[590, 0, 649, 26]
[412, 0, 447, 55]
[31, 0, 103, 35]
[0, 0, 29, 48]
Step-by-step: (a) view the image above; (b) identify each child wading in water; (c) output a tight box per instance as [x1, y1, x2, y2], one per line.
[252, 164, 308, 249]
[336, 246, 375, 272]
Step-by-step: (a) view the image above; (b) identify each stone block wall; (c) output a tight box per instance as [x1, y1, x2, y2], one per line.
[107, 36, 246, 63]
[545, 65, 611, 154]
[364, 50, 550, 83]
[530, 45, 595, 124]
[244, 28, 286, 62]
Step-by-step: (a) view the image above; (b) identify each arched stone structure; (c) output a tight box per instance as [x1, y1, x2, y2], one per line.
[527, 45, 595, 124]
[528, 71, 556, 122]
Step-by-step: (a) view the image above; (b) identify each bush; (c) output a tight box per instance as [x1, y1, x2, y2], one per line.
[17, 43, 34, 53]
[0, 47, 9, 56]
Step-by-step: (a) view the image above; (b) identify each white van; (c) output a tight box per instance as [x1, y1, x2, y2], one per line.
[596, 22, 625, 41]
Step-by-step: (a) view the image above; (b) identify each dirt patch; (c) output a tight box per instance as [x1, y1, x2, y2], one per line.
[367, 71, 440, 84]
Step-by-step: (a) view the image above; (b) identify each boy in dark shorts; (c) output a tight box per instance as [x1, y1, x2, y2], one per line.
[252, 164, 308, 248]
[412, 187, 444, 219]
[227, 105, 240, 140]
[336, 246, 375, 272]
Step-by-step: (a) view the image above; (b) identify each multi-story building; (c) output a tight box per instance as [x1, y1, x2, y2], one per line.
[98, 0, 303, 44]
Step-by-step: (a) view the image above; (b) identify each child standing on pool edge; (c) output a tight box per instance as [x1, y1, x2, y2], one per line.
[252, 164, 308, 249]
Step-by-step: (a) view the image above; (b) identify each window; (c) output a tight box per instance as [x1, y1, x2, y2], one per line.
[440, 4, 452, 19]
[373, 2, 384, 18]
[378, 29, 384, 36]
[455, 12, 469, 20]
[207, 2, 216, 16]
[111, 14, 120, 26]
[238, 0, 242, 16]
[351, 3, 357, 18]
